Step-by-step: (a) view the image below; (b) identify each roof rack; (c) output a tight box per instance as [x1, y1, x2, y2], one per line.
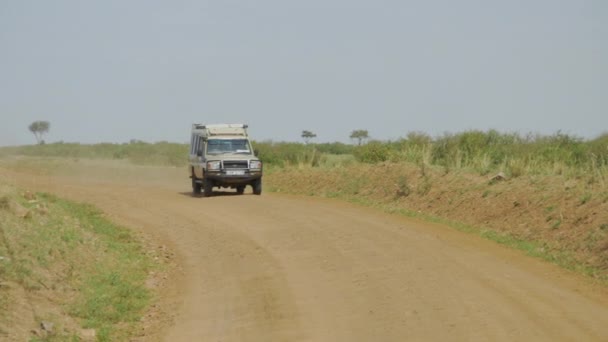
[192, 123, 249, 137]
[193, 123, 248, 129]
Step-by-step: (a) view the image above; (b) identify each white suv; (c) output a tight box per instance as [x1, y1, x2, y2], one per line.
[188, 124, 263, 197]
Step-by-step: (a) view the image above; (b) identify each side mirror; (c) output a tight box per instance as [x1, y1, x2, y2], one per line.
[196, 149, 203, 157]
[254, 149, 259, 157]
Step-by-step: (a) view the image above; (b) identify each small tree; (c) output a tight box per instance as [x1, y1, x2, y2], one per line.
[350, 129, 369, 146]
[28, 121, 50, 144]
[301, 130, 317, 144]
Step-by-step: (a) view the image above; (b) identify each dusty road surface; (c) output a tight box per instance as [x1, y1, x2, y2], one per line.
[2, 159, 608, 341]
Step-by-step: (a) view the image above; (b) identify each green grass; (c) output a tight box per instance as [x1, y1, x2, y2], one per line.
[579, 193, 592, 205]
[47, 195, 152, 335]
[49, 194, 152, 340]
[0, 187, 155, 341]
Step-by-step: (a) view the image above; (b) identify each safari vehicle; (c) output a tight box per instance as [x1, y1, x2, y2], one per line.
[189, 123, 262, 197]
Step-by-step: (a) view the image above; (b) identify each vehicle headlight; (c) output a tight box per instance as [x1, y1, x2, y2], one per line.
[249, 160, 262, 170]
[207, 161, 221, 170]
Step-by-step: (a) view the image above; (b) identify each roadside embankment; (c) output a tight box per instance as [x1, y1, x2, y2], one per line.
[0, 178, 160, 341]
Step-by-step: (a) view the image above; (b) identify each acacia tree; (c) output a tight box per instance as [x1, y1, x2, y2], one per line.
[350, 129, 369, 146]
[28, 121, 50, 144]
[301, 130, 317, 144]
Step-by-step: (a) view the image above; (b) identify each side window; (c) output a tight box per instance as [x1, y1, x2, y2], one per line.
[197, 138, 204, 155]
[190, 134, 196, 155]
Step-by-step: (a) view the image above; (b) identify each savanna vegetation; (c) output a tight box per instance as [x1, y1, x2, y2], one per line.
[3, 130, 606, 180]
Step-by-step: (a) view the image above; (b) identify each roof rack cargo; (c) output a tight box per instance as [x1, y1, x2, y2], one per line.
[191, 123, 249, 138]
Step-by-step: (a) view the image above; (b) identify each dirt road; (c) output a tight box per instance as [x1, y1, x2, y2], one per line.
[4, 159, 608, 341]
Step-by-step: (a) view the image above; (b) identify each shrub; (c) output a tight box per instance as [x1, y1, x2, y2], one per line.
[395, 176, 411, 198]
[353, 141, 391, 163]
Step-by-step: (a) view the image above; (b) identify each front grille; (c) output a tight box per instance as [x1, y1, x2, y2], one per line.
[223, 160, 248, 169]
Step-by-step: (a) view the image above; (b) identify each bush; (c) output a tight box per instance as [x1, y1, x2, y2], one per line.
[253, 141, 311, 166]
[353, 141, 391, 163]
[314, 142, 354, 155]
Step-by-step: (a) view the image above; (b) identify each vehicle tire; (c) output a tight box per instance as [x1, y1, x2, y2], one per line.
[203, 178, 213, 197]
[192, 178, 202, 195]
[236, 186, 245, 195]
[252, 179, 262, 195]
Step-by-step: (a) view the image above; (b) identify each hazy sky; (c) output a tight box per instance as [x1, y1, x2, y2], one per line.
[1, 0, 606, 145]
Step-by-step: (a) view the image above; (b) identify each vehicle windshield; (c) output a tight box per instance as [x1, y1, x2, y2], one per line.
[206, 139, 252, 155]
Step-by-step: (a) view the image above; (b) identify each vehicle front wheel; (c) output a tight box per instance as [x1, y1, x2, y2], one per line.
[192, 178, 202, 195]
[203, 179, 213, 197]
[252, 179, 262, 195]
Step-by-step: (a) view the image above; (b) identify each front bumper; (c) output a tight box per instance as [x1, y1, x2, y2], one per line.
[204, 170, 262, 185]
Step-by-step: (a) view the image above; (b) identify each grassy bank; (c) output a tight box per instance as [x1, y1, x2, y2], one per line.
[0, 182, 156, 341]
